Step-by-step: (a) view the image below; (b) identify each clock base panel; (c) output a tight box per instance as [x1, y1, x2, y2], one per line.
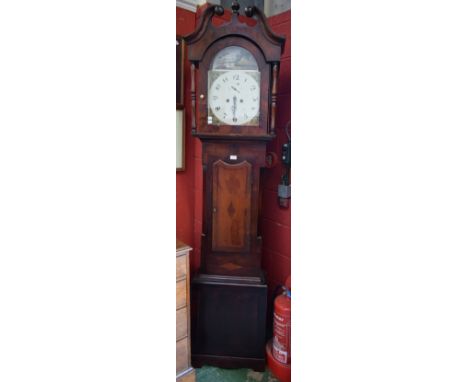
[191, 273, 267, 371]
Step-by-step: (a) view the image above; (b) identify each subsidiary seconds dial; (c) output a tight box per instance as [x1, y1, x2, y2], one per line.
[208, 70, 260, 126]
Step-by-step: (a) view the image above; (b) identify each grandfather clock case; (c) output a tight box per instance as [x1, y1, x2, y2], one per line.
[184, 2, 285, 371]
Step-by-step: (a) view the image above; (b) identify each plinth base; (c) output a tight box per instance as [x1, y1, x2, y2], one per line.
[191, 273, 267, 371]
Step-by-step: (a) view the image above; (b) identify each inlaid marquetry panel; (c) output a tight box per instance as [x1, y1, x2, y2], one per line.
[212, 160, 252, 253]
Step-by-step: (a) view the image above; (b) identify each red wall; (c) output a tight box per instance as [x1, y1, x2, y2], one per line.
[260, 10, 292, 294]
[176, 6, 291, 289]
[176, 7, 196, 251]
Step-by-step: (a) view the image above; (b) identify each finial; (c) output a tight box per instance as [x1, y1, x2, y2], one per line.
[245, 6, 254, 17]
[231, 1, 240, 15]
[214, 5, 224, 16]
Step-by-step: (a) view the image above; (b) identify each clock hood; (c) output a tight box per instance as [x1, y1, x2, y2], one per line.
[184, 4, 285, 64]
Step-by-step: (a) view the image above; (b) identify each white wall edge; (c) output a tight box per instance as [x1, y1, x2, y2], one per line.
[176, 0, 206, 13]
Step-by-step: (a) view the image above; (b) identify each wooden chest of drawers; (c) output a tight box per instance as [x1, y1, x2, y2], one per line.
[176, 240, 196, 382]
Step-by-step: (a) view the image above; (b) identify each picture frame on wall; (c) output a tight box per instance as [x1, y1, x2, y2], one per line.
[176, 35, 184, 109]
[176, 109, 185, 171]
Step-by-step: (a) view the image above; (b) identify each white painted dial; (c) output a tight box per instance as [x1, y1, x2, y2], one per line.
[208, 70, 260, 126]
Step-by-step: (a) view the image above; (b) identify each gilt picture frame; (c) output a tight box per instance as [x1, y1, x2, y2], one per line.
[176, 109, 185, 171]
[176, 35, 184, 109]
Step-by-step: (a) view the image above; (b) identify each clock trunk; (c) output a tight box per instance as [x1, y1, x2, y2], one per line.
[201, 141, 266, 278]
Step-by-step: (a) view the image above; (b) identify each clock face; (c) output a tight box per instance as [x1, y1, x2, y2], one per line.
[208, 70, 260, 126]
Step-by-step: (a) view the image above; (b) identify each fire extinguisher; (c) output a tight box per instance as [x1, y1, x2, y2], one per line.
[272, 286, 291, 364]
[266, 278, 291, 382]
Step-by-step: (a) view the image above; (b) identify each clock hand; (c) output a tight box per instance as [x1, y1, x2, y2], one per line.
[231, 85, 240, 93]
[232, 95, 237, 118]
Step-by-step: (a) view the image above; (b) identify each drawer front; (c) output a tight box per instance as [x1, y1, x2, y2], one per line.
[176, 279, 187, 309]
[176, 307, 188, 341]
[176, 337, 189, 374]
[176, 254, 187, 280]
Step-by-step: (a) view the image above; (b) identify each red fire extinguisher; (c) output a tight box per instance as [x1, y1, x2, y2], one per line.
[266, 276, 291, 382]
[272, 286, 291, 364]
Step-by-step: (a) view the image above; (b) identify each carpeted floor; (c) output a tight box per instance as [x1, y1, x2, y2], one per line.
[195, 366, 280, 382]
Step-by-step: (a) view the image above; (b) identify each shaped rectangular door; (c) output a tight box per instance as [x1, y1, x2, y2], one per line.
[211, 160, 252, 253]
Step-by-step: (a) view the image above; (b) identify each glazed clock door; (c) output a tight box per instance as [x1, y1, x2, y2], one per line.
[207, 46, 260, 126]
[196, 37, 271, 138]
[212, 160, 252, 253]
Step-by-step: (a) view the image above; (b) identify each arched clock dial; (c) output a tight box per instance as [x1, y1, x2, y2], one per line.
[208, 70, 260, 126]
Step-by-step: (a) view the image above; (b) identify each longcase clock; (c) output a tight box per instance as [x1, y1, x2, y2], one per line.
[184, 1, 285, 371]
